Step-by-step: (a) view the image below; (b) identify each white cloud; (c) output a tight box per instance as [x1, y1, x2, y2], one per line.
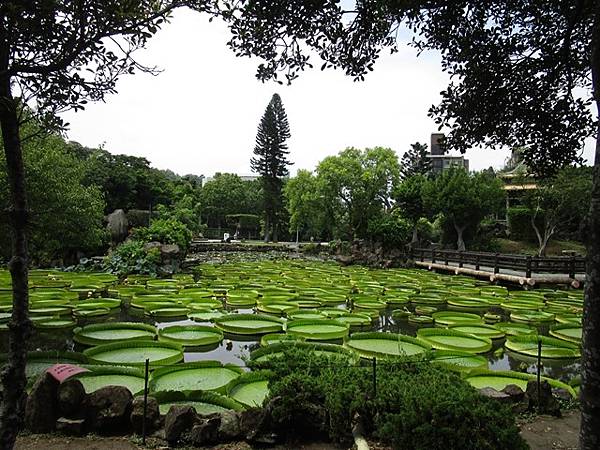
[61, 9, 596, 177]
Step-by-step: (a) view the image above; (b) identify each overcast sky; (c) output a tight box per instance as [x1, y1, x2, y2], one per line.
[61, 9, 596, 178]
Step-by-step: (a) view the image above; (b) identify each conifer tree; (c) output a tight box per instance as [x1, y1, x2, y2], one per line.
[400, 142, 432, 180]
[251, 93, 292, 242]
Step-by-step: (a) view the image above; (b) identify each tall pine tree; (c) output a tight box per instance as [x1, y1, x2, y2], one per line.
[251, 93, 292, 242]
[400, 142, 432, 180]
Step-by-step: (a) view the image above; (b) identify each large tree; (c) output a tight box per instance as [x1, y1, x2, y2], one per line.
[250, 93, 292, 242]
[316, 147, 400, 239]
[394, 174, 429, 248]
[284, 169, 327, 241]
[0, 2, 212, 447]
[400, 142, 432, 180]
[218, 3, 600, 446]
[422, 168, 503, 251]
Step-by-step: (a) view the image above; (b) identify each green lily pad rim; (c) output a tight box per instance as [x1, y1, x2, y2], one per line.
[344, 331, 432, 360]
[83, 340, 183, 366]
[158, 324, 224, 346]
[463, 368, 576, 397]
[73, 322, 157, 346]
[416, 328, 492, 353]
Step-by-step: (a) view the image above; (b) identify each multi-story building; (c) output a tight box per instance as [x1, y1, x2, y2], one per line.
[428, 133, 470, 174]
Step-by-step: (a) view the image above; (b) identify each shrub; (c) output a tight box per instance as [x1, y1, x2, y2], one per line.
[367, 210, 412, 248]
[132, 218, 192, 252]
[259, 347, 527, 450]
[104, 240, 161, 277]
[507, 206, 539, 241]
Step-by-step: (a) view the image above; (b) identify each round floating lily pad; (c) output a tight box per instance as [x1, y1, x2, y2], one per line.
[549, 324, 582, 344]
[84, 340, 183, 366]
[505, 335, 580, 359]
[188, 309, 225, 322]
[464, 369, 576, 397]
[34, 317, 77, 329]
[227, 371, 272, 408]
[345, 332, 431, 359]
[510, 310, 555, 323]
[214, 314, 285, 335]
[74, 322, 157, 346]
[158, 325, 223, 346]
[286, 319, 349, 341]
[494, 322, 537, 336]
[432, 311, 483, 327]
[448, 323, 505, 340]
[408, 315, 433, 325]
[154, 391, 244, 415]
[430, 350, 488, 371]
[555, 314, 582, 325]
[5, 351, 88, 381]
[146, 307, 190, 318]
[260, 333, 303, 346]
[333, 313, 372, 328]
[74, 366, 145, 395]
[417, 328, 492, 354]
[149, 360, 244, 393]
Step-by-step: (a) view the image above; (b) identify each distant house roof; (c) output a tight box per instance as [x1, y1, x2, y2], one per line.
[503, 184, 538, 191]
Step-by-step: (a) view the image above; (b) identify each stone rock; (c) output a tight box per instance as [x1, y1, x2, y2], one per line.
[552, 388, 573, 402]
[25, 372, 59, 433]
[58, 378, 86, 418]
[239, 407, 268, 441]
[85, 385, 133, 432]
[106, 209, 129, 246]
[189, 415, 221, 446]
[143, 241, 162, 252]
[56, 417, 85, 436]
[526, 380, 561, 417]
[130, 395, 160, 435]
[164, 405, 196, 445]
[218, 410, 241, 441]
[501, 384, 525, 402]
[160, 244, 180, 257]
[478, 387, 511, 402]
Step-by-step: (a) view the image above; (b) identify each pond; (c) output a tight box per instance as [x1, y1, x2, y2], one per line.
[0, 259, 582, 408]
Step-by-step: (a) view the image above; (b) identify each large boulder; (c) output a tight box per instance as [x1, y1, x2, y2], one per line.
[25, 372, 59, 433]
[501, 384, 525, 402]
[189, 415, 221, 446]
[158, 243, 181, 276]
[478, 387, 511, 402]
[85, 385, 133, 433]
[106, 209, 129, 246]
[217, 410, 242, 441]
[130, 395, 160, 435]
[58, 378, 86, 418]
[164, 405, 196, 445]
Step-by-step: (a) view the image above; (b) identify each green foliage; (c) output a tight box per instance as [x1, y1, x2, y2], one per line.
[200, 173, 262, 229]
[132, 218, 192, 252]
[105, 240, 160, 277]
[251, 93, 292, 241]
[317, 147, 400, 239]
[284, 169, 329, 240]
[400, 142, 432, 180]
[507, 207, 538, 242]
[255, 347, 526, 449]
[0, 123, 107, 265]
[367, 210, 412, 248]
[422, 168, 504, 250]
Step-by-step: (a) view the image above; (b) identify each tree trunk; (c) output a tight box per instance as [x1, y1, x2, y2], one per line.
[0, 80, 31, 449]
[272, 220, 278, 242]
[580, 5, 600, 449]
[454, 221, 466, 251]
[410, 225, 419, 248]
[263, 213, 270, 242]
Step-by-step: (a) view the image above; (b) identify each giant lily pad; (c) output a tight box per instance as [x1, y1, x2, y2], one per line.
[549, 324, 582, 345]
[417, 328, 492, 354]
[448, 323, 505, 340]
[74, 322, 156, 346]
[154, 391, 244, 415]
[345, 332, 431, 359]
[149, 360, 244, 393]
[226, 371, 272, 408]
[286, 319, 349, 341]
[73, 366, 145, 395]
[464, 369, 576, 397]
[505, 335, 580, 359]
[158, 325, 224, 346]
[214, 314, 285, 335]
[84, 340, 183, 366]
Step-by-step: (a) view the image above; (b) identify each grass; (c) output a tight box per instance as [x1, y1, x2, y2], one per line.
[494, 238, 586, 256]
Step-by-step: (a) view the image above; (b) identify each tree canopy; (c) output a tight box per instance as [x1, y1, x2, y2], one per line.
[400, 142, 432, 180]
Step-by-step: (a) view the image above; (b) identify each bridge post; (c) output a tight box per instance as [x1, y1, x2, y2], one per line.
[494, 253, 500, 274]
[458, 251, 463, 268]
[475, 255, 480, 271]
[526, 256, 532, 278]
[420, 249, 424, 262]
[569, 256, 576, 279]
[444, 251, 448, 266]
[431, 249, 436, 264]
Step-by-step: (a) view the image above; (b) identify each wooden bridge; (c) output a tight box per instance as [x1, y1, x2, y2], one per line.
[410, 248, 586, 288]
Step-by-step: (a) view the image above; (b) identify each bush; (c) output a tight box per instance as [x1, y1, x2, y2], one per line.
[367, 210, 412, 248]
[132, 218, 192, 252]
[507, 206, 539, 241]
[257, 347, 527, 450]
[104, 240, 161, 277]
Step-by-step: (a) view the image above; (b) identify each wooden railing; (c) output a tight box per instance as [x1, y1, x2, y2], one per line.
[411, 248, 586, 278]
